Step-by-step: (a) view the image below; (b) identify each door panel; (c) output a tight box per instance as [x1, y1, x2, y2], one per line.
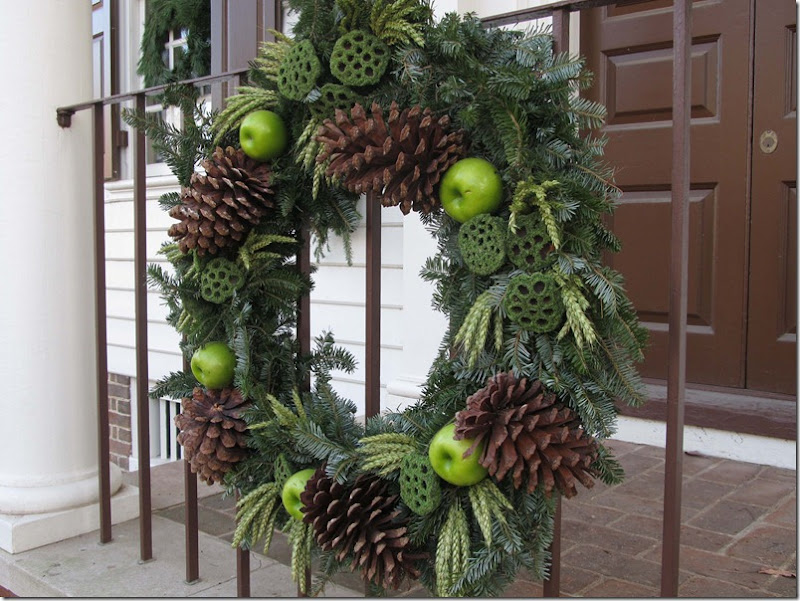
[582, 0, 752, 388]
[745, 1, 797, 395]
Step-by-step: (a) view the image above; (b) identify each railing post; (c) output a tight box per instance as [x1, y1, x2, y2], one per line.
[661, 0, 692, 596]
[134, 92, 154, 563]
[93, 101, 113, 545]
[542, 9, 570, 598]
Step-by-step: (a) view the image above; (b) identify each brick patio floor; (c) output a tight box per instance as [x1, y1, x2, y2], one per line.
[156, 440, 797, 597]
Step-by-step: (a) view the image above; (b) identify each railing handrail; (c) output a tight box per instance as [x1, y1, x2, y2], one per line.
[55, 0, 625, 126]
[56, 67, 249, 126]
[480, 0, 618, 27]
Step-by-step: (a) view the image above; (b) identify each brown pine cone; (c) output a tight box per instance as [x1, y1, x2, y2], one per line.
[300, 468, 423, 589]
[454, 372, 599, 498]
[316, 102, 466, 215]
[174, 387, 250, 485]
[168, 146, 274, 256]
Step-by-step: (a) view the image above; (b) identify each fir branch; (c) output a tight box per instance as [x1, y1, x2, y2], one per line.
[149, 370, 197, 401]
[591, 443, 625, 485]
[158, 191, 182, 211]
[121, 85, 213, 187]
[369, 0, 430, 47]
[237, 232, 297, 271]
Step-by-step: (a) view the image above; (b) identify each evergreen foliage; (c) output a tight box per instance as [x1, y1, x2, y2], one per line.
[137, 0, 211, 88]
[121, 85, 214, 188]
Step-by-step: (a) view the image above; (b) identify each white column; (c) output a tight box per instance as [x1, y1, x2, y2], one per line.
[0, 0, 136, 553]
[386, 216, 448, 409]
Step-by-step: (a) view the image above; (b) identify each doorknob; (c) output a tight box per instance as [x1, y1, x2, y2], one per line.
[759, 129, 778, 154]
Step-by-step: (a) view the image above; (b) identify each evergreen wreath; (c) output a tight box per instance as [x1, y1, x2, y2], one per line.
[137, 0, 649, 596]
[137, 0, 211, 88]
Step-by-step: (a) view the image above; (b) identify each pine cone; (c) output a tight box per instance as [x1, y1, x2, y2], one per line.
[316, 102, 466, 215]
[300, 468, 423, 589]
[174, 387, 250, 485]
[454, 373, 599, 498]
[168, 146, 274, 256]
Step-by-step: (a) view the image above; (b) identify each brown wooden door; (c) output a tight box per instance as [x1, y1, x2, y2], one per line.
[746, 1, 797, 395]
[582, 0, 753, 388]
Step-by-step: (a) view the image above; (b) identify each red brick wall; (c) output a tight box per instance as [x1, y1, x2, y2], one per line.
[108, 373, 132, 470]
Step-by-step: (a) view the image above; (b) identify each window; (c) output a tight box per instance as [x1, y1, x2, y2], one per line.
[92, 0, 121, 179]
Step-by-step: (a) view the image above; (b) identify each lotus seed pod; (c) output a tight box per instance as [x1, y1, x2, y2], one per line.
[309, 83, 362, 120]
[399, 452, 442, 516]
[200, 257, 245, 304]
[503, 272, 565, 333]
[458, 214, 508, 276]
[507, 212, 555, 272]
[330, 30, 390, 87]
[277, 40, 323, 101]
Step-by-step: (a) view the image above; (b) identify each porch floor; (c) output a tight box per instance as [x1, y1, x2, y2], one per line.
[1, 439, 795, 597]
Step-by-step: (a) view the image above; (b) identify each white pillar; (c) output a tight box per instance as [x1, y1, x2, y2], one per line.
[386, 216, 448, 409]
[0, 0, 136, 553]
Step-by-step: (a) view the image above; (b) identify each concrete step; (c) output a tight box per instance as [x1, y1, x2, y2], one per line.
[0, 515, 360, 597]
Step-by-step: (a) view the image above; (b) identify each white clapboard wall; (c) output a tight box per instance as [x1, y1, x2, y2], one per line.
[103, 176, 404, 423]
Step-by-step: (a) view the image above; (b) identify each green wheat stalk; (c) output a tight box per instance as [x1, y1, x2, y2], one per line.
[555, 271, 598, 348]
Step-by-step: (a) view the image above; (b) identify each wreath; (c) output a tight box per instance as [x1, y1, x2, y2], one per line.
[137, 0, 211, 88]
[146, 0, 648, 596]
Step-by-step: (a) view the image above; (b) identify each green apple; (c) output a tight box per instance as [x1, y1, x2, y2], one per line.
[428, 423, 488, 486]
[439, 157, 503, 223]
[239, 110, 289, 161]
[281, 468, 316, 521]
[190, 342, 236, 389]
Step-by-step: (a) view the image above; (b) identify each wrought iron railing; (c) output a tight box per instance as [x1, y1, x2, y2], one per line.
[55, 0, 695, 596]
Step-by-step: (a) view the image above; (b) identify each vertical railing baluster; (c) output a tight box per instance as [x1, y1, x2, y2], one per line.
[134, 92, 153, 563]
[297, 226, 312, 597]
[184, 446, 200, 582]
[298, 225, 312, 385]
[661, 0, 692, 596]
[365, 193, 382, 421]
[237, 536, 251, 597]
[365, 193, 381, 597]
[183, 343, 200, 583]
[543, 9, 570, 598]
[544, 496, 562, 596]
[181, 99, 201, 587]
[93, 101, 113, 545]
